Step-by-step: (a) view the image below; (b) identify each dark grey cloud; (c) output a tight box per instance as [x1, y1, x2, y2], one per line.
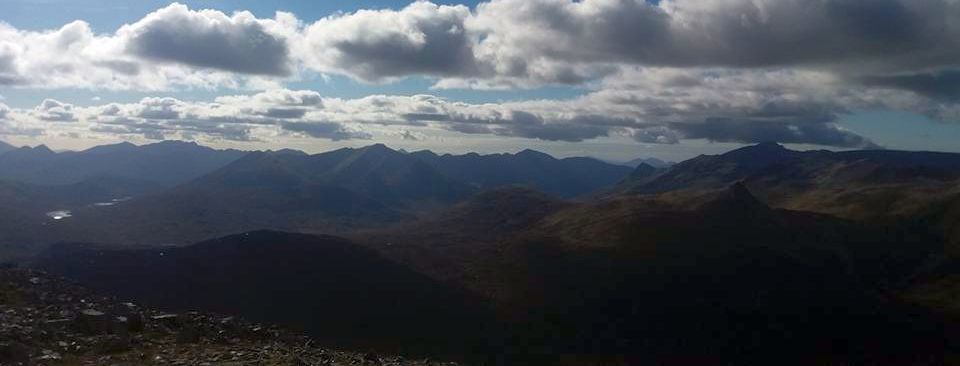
[265, 91, 322, 107]
[304, 2, 478, 81]
[416, 109, 610, 142]
[280, 121, 370, 141]
[861, 70, 960, 101]
[0, 48, 24, 86]
[257, 108, 307, 119]
[500, 122, 609, 142]
[673, 118, 879, 148]
[122, 3, 291, 76]
[138, 97, 181, 120]
[95, 118, 256, 142]
[402, 112, 452, 122]
[632, 126, 680, 144]
[33, 99, 76, 122]
[447, 122, 493, 134]
[93, 60, 142, 76]
[471, 0, 960, 76]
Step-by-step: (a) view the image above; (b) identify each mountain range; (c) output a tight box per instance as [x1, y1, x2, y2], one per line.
[0, 141, 247, 187]
[0, 140, 632, 256]
[7, 139, 960, 364]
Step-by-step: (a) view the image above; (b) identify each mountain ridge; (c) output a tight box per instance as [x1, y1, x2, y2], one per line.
[0, 139, 17, 154]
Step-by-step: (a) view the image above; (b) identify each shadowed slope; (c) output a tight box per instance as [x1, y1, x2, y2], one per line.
[33, 230, 496, 361]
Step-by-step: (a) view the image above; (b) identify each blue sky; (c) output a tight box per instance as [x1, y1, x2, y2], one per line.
[0, 0, 958, 161]
[0, 1, 484, 31]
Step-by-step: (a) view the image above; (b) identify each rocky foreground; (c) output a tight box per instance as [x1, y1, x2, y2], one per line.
[0, 266, 459, 365]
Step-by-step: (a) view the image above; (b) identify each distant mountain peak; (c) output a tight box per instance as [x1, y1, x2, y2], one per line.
[409, 150, 438, 159]
[365, 143, 391, 150]
[630, 162, 658, 179]
[357, 143, 398, 156]
[714, 142, 804, 170]
[516, 148, 553, 160]
[271, 148, 308, 156]
[30, 144, 56, 154]
[140, 140, 210, 153]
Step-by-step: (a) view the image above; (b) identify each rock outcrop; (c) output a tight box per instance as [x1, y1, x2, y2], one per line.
[0, 266, 458, 365]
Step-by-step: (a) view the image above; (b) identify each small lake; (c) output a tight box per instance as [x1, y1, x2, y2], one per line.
[45, 197, 132, 221]
[46, 210, 72, 220]
[92, 197, 131, 207]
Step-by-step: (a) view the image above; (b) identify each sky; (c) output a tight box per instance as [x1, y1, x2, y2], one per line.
[1, 0, 959, 162]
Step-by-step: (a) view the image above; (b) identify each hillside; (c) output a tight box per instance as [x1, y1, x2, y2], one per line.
[15, 176, 957, 364]
[356, 183, 949, 364]
[356, 187, 569, 295]
[0, 140, 15, 154]
[0, 177, 162, 260]
[614, 143, 960, 243]
[32, 231, 495, 361]
[0, 266, 459, 365]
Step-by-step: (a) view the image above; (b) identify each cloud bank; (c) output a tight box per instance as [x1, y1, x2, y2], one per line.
[0, 82, 884, 148]
[2, 0, 960, 148]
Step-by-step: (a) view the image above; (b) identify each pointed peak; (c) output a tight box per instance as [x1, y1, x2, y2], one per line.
[31, 144, 55, 154]
[630, 162, 658, 178]
[355, 143, 399, 157]
[361, 143, 393, 152]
